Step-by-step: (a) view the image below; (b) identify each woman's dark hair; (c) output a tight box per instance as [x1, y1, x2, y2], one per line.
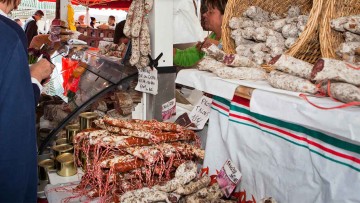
[90, 17, 96, 28]
[206, 0, 228, 15]
[113, 20, 126, 44]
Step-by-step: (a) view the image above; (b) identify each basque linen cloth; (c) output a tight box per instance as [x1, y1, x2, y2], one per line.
[203, 95, 360, 202]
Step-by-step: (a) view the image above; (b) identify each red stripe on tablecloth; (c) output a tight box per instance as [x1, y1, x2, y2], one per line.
[212, 101, 230, 112]
[232, 95, 250, 107]
[230, 113, 360, 165]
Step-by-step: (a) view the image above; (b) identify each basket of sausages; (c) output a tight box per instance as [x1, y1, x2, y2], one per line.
[221, 0, 324, 65]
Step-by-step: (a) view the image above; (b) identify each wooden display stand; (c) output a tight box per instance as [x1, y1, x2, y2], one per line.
[76, 27, 115, 48]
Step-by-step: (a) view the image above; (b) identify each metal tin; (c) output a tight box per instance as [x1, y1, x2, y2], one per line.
[52, 144, 74, 158]
[38, 159, 55, 181]
[56, 153, 77, 177]
[79, 112, 98, 130]
[66, 124, 80, 143]
[55, 138, 68, 145]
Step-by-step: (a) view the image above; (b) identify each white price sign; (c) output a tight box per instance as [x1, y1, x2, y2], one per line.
[217, 159, 242, 198]
[162, 98, 176, 121]
[135, 67, 158, 95]
[188, 96, 212, 129]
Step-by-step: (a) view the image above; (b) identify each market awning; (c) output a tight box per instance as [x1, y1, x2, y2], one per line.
[37, 0, 131, 10]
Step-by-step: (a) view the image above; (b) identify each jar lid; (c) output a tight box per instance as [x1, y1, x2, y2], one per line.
[38, 159, 54, 168]
[52, 144, 73, 152]
[56, 153, 74, 163]
[66, 124, 80, 131]
[79, 112, 98, 119]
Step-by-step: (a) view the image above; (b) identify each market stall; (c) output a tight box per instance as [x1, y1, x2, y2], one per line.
[175, 0, 360, 201]
[33, 0, 360, 201]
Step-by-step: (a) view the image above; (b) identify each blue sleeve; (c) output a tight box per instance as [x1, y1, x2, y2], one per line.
[32, 83, 40, 106]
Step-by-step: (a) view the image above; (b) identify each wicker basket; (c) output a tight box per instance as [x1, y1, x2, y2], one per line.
[221, 0, 325, 64]
[320, 0, 360, 59]
[222, 0, 313, 53]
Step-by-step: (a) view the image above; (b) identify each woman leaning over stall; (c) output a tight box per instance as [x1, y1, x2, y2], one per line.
[173, 0, 228, 67]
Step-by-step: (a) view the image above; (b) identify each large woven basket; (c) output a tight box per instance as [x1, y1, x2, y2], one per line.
[221, 0, 323, 64]
[320, 0, 360, 59]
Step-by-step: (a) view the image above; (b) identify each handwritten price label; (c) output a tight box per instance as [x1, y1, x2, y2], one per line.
[188, 96, 212, 129]
[135, 67, 158, 95]
[217, 159, 242, 198]
[162, 98, 176, 121]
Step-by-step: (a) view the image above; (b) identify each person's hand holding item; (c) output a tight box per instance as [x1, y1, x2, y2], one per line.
[30, 58, 55, 84]
[201, 37, 219, 49]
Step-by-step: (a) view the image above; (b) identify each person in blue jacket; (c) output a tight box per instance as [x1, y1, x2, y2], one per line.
[0, 0, 54, 201]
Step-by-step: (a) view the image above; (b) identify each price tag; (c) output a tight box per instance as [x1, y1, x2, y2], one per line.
[135, 67, 158, 95]
[162, 98, 176, 121]
[217, 159, 242, 198]
[188, 96, 212, 129]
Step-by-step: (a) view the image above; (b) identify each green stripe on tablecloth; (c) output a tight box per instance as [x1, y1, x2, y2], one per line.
[230, 105, 360, 155]
[213, 96, 231, 107]
[211, 106, 228, 117]
[229, 119, 360, 172]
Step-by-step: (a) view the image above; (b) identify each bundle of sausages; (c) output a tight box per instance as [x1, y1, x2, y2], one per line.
[229, 6, 308, 65]
[268, 54, 360, 104]
[73, 116, 204, 201]
[124, 0, 153, 69]
[118, 161, 236, 203]
[198, 46, 267, 81]
[331, 15, 360, 65]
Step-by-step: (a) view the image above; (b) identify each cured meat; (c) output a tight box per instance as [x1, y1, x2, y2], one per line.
[139, 16, 151, 56]
[114, 158, 144, 173]
[175, 175, 211, 195]
[197, 57, 227, 72]
[213, 67, 267, 81]
[268, 70, 318, 94]
[131, 0, 144, 38]
[130, 37, 141, 66]
[222, 54, 257, 68]
[269, 54, 313, 79]
[202, 44, 226, 61]
[123, 0, 137, 38]
[125, 145, 161, 163]
[121, 187, 168, 203]
[100, 154, 135, 168]
[175, 161, 197, 184]
[182, 183, 223, 203]
[344, 32, 360, 42]
[321, 83, 360, 103]
[311, 58, 360, 86]
[344, 17, 360, 35]
[144, 0, 153, 13]
[155, 177, 184, 192]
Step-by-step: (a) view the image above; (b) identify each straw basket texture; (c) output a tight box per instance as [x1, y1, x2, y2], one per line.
[320, 0, 360, 59]
[221, 0, 326, 64]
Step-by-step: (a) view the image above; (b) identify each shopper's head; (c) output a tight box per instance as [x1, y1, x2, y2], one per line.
[78, 15, 85, 24]
[203, 0, 227, 33]
[108, 15, 115, 26]
[33, 10, 44, 21]
[0, 0, 21, 12]
[200, 0, 209, 31]
[113, 20, 128, 45]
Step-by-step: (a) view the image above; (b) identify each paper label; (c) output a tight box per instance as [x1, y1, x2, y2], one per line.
[217, 159, 242, 198]
[162, 98, 176, 121]
[135, 67, 158, 95]
[188, 96, 212, 129]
